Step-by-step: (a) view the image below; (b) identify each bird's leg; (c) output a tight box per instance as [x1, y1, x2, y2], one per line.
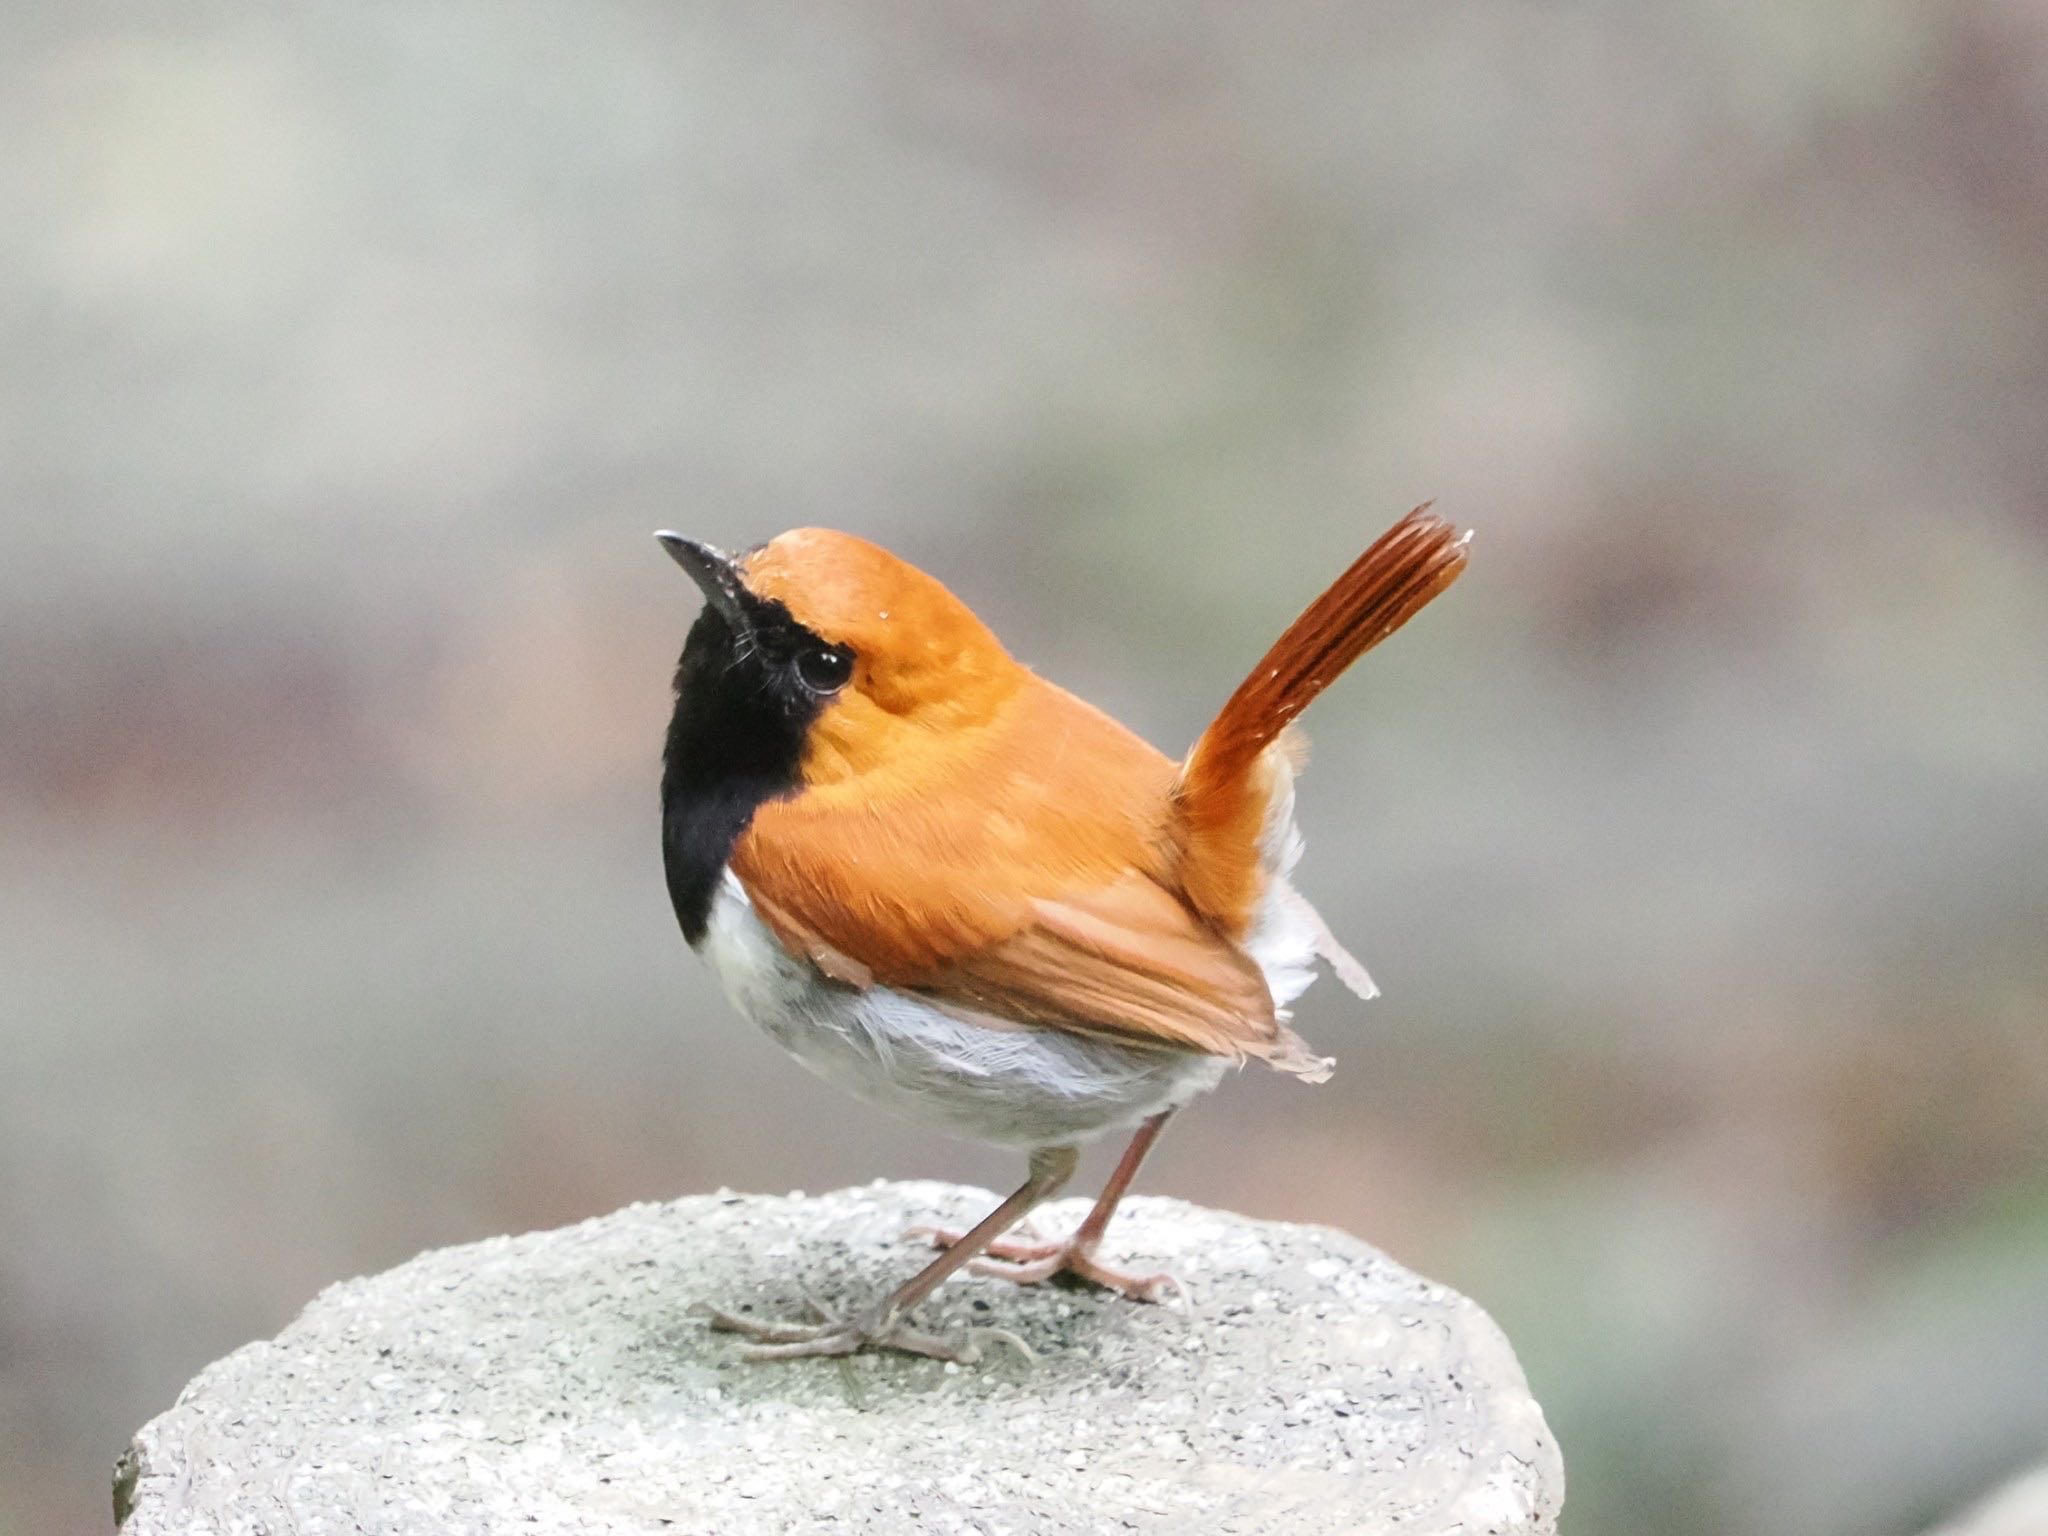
[703, 1144, 1078, 1363]
[956, 1110, 1182, 1302]
[900, 1210, 1060, 1264]
[905, 1220, 1063, 1264]
[978, 1114, 1187, 1302]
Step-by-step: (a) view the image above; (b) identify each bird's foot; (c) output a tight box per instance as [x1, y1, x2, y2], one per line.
[696, 1295, 1034, 1364]
[911, 1220, 1177, 1301]
[905, 1219, 1062, 1265]
[972, 1239, 1181, 1303]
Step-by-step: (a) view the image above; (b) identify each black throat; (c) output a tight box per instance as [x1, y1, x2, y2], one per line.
[659, 595, 833, 945]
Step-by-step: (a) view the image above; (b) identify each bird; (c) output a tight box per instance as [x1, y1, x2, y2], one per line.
[655, 507, 1469, 1362]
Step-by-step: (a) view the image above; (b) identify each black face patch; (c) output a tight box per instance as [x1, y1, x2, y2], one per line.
[659, 590, 843, 944]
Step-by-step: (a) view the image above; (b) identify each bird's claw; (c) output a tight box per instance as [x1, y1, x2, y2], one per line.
[967, 1242, 1183, 1304]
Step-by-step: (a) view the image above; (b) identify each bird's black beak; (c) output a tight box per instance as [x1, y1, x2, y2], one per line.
[656, 533, 751, 634]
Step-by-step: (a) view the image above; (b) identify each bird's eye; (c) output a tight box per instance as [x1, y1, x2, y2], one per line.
[795, 646, 854, 695]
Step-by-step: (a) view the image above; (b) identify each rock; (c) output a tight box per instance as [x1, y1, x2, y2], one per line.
[118, 1182, 1563, 1534]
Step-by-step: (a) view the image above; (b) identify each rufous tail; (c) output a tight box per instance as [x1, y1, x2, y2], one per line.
[1174, 505, 1470, 932]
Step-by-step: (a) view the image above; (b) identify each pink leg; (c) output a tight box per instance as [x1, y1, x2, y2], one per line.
[901, 1220, 1064, 1265]
[920, 1110, 1181, 1302]
[706, 1144, 1079, 1361]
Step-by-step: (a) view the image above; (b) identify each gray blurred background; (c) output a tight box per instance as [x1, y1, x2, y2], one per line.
[4, 3, 2046, 1533]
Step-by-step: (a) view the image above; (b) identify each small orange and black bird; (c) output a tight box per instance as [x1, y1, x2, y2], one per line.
[656, 507, 1468, 1361]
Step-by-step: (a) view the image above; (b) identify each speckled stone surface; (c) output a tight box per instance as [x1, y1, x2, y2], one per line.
[118, 1182, 1563, 1534]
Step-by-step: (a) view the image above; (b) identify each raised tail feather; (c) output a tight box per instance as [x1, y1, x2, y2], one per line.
[1174, 505, 1470, 933]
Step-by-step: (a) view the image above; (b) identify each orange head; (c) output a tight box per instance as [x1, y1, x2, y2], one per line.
[657, 528, 1020, 794]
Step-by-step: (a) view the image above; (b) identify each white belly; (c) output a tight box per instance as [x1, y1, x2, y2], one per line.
[697, 874, 1230, 1149]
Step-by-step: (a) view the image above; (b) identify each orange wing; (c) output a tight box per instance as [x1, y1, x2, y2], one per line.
[730, 678, 1317, 1070]
[923, 874, 1328, 1075]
